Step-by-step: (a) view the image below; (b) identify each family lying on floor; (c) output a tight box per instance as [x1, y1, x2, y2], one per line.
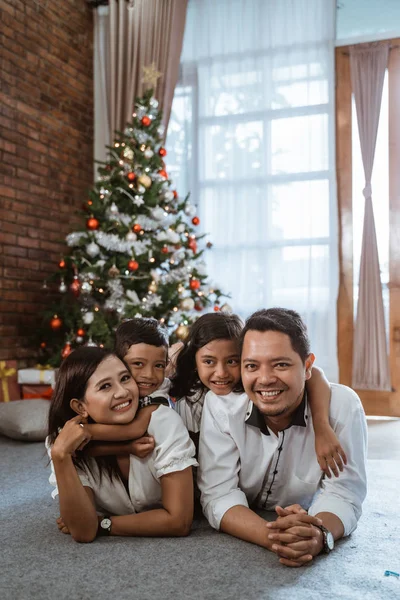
[47, 308, 367, 568]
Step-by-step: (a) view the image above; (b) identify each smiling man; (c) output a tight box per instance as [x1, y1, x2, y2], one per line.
[198, 308, 367, 567]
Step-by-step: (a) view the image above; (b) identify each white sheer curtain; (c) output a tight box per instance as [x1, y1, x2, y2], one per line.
[167, 0, 338, 379]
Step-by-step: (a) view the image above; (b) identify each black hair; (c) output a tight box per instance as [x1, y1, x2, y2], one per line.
[115, 317, 169, 360]
[240, 308, 310, 362]
[170, 312, 243, 400]
[48, 346, 124, 482]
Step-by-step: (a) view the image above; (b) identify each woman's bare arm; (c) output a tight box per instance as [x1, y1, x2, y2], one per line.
[105, 467, 194, 537]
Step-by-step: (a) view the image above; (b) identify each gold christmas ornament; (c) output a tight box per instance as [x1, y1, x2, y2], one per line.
[180, 297, 195, 311]
[175, 324, 189, 340]
[148, 280, 158, 293]
[123, 147, 134, 161]
[138, 174, 152, 188]
[108, 264, 120, 278]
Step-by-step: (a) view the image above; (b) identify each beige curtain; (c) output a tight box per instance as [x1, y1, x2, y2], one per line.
[94, 0, 188, 163]
[350, 42, 391, 391]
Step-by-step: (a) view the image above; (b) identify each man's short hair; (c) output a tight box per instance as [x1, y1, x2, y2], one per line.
[240, 308, 310, 362]
[115, 317, 169, 359]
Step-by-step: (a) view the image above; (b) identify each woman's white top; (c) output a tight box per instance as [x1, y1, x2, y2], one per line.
[174, 392, 205, 433]
[46, 406, 198, 516]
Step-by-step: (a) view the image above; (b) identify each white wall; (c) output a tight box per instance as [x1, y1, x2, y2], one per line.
[336, 0, 400, 45]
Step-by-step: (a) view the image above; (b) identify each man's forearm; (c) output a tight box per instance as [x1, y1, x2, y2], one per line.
[220, 505, 273, 550]
[315, 512, 344, 540]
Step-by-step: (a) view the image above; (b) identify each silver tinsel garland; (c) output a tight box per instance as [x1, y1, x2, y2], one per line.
[94, 231, 150, 256]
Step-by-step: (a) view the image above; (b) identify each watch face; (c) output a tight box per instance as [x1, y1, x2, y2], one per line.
[326, 531, 335, 550]
[101, 518, 112, 530]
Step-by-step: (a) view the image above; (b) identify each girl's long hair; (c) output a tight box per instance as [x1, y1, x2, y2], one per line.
[48, 346, 122, 482]
[170, 312, 244, 401]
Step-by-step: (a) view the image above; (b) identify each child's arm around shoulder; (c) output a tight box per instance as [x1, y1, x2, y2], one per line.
[84, 405, 159, 442]
[306, 366, 347, 478]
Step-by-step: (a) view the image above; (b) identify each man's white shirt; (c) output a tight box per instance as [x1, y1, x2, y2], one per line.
[198, 384, 367, 536]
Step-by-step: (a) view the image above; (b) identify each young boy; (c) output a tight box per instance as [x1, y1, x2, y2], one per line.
[82, 318, 172, 459]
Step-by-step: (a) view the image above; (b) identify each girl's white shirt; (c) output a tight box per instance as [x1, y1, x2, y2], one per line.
[46, 405, 198, 516]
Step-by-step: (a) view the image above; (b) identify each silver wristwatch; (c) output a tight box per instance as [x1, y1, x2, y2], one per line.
[316, 524, 334, 553]
[98, 516, 112, 536]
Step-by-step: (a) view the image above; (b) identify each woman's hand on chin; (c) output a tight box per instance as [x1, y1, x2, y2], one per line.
[52, 415, 92, 461]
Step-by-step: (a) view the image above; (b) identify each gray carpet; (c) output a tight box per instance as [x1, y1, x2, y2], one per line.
[1, 436, 399, 600]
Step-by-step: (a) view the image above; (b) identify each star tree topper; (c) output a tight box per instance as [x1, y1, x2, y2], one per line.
[142, 63, 162, 89]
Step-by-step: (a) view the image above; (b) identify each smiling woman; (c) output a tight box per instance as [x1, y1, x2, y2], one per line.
[46, 347, 197, 543]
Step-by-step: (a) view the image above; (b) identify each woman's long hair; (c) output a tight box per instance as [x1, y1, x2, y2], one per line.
[170, 312, 244, 401]
[48, 346, 122, 482]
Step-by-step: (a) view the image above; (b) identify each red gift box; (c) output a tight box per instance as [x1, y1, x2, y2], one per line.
[21, 384, 53, 400]
[0, 360, 20, 402]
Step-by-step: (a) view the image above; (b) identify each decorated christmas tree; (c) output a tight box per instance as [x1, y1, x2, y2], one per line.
[37, 75, 227, 367]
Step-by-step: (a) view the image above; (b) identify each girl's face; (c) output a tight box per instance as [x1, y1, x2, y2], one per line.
[195, 338, 241, 396]
[79, 356, 139, 424]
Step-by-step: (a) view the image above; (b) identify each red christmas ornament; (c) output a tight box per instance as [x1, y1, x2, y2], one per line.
[188, 239, 197, 253]
[58, 259, 66, 269]
[127, 172, 136, 181]
[161, 246, 169, 254]
[50, 315, 62, 331]
[214, 305, 220, 312]
[194, 303, 203, 312]
[192, 216, 200, 226]
[87, 217, 100, 230]
[77, 328, 85, 337]
[128, 260, 139, 271]
[141, 116, 151, 127]
[189, 278, 201, 290]
[132, 223, 142, 234]
[158, 169, 168, 179]
[61, 342, 72, 359]
[70, 277, 81, 297]
[87, 199, 93, 206]
[159, 148, 167, 157]
[173, 190, 178, 199]
[40, 342, 47, 349]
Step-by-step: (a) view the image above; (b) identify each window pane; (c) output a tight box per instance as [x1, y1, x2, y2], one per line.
[167, 87, 193, 197]
[200, 185, 268, 245]
[271, 114, 328, 174]
[272, 79, 328, 109]
[270, 180, 330, 239]
[200, 121, 264, 180]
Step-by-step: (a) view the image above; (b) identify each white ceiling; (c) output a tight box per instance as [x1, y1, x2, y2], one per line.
[336, 0, 400, 45]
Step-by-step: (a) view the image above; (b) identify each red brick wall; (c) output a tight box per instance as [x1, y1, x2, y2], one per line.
[0, 0, 93, 362]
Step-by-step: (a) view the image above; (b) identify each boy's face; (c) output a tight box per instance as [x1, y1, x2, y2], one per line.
[123, 343, 167, 397]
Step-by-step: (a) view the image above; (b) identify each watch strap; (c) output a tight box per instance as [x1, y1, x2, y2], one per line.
[315, 524, 333, 553]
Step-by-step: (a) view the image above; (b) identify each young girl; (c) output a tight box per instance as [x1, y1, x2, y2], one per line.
[170, 312, 347, 478]
[46, 347, 197, 542]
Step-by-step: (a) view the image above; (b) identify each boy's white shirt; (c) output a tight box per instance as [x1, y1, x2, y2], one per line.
[46, 405, 197, 514]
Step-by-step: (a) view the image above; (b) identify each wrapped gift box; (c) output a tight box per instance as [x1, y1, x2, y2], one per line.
[18, 367, 56, 387]
[21, 384, 53, 401]
[0, 360, 20, 402]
